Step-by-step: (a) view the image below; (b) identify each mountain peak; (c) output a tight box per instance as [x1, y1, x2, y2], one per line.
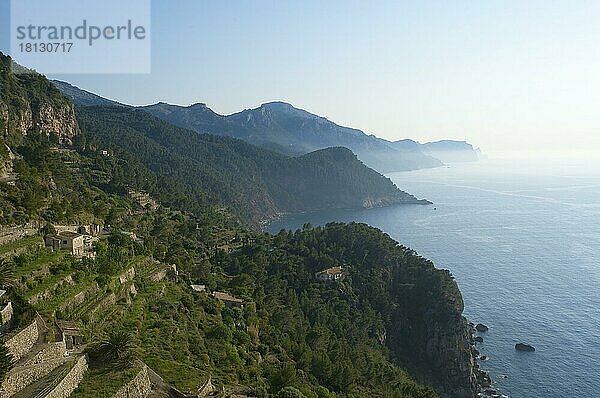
[261, 101, 295, 109]
[190, 102, 208, 109]
[253, 101, 323, 121]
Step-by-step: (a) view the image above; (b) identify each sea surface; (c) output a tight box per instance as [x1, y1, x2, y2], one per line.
[267, 158, 600, 398]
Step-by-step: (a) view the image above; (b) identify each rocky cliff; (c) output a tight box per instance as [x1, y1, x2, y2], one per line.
[385, 259, 478, 397]
[0, 52, 79, 146]
[0, 145, 14, 179]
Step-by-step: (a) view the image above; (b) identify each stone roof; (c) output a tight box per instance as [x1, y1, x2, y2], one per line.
[212, 291, 243, 303]
[316, 266, 343, 276]
[48, 231, 83, 240]
[57, 320, 83, 335]
[191, 284, 206, 292]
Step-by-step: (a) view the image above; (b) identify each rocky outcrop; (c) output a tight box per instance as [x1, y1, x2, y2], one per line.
[0, 145, 15, 179]
[0, 98, 79, 145]
[34, 102, 79, 142]
[0, 101, 8, 137]
[475, 323, 489, 332]
[423, 315, 478, 398]
[0, 52, 80, 145]
[197, 377, 215, 397]
[515, 343, 535, 352]
[388, 279, 478, 398]
[118, 267, 136, 284]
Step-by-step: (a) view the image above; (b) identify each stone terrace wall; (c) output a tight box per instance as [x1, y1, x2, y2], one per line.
[0, 358, 66, 398]
[112, 366, 151, 398]
[0, 224, 40, 245]
[118, 267, 136, 284]
[45, 356, 88, 398]
[24, 341, 66, 366]
[4, 319, 38, 362]
[89, 292, 116, 317]
[59, 283, 99, 312]
[29, 274, 75, 305]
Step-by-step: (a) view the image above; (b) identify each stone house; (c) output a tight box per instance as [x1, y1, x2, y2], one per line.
[45, 231, 85, 256]
[77, 224, 102, 236]
[315, 266, 345, 281]
[56, 320, 84, 350]
[212, 291, 243, 308]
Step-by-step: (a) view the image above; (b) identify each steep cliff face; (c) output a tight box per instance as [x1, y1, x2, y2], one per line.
[0, 52, 79, 145]
[422, 312, 477, 397]
[0, 144, 15, 179]
[385, 260, 478, 398]
[305, 224, 479, 398]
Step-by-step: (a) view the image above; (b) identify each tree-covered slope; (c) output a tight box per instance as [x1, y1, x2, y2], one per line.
[76, 106, 428, 224]
[52, 80, 127, 108]
[140, 101, 444, 173]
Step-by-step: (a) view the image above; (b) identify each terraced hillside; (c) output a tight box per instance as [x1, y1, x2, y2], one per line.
[1, 216, 478, 398]
[0, 236, 145, 397]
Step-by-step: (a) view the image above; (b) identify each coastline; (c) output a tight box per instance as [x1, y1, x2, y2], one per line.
[264, 212, 487, 398]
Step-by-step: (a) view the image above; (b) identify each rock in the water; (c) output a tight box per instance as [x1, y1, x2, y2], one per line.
[515, 343, 535, 352]
[476, 323, 489, 332]
[477, 369, 492, 388]
[480, 355, 487, 361]
[474, 336, 484, 343]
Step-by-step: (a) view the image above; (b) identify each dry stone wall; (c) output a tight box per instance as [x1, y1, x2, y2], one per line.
[4, 319, 38, 363]
[0, 358, 66, 398]
[24, 341, 66, 366]
[59, 283, 99, 312]
[111, 366, 151, 398]
[29, 274, 75, 305]
[44, 356, 88, 398]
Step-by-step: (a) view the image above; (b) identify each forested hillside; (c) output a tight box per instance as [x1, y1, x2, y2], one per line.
[76, 106, 427, 225]
[1, 52, 481, 398]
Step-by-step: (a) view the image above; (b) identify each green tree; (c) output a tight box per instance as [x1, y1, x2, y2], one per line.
[94, 329, 136, 369]
[278, 386, 307, 398]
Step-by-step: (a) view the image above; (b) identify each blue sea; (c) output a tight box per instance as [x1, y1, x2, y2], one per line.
[267, 158, 600, 398]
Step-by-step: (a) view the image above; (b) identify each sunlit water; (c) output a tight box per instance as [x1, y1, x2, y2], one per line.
[267, 158, 600, 398]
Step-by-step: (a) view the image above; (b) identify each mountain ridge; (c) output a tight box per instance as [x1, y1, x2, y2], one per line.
[76, 105, 429, 225]
[53, 80, 481, 173]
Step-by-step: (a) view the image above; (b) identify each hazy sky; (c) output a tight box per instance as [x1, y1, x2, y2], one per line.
[2, 0, 600, 156]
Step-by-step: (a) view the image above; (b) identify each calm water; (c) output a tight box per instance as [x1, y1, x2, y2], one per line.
[267, 158, 600, 398]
